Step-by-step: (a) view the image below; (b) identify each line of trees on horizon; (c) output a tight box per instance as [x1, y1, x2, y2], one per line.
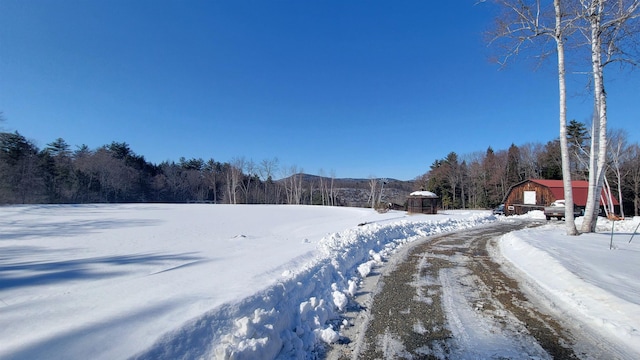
[0, 129, 350, 206]
[2, 119, 638, 215]
[416, 120, 640, 217]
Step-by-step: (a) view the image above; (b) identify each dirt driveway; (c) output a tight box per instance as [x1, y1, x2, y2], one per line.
[326, 219, 625, 359]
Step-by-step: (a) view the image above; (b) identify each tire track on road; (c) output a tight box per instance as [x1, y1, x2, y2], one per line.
[328, 220, 593, 359]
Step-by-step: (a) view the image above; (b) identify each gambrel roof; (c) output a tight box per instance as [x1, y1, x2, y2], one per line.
[527, 179, 618, 206]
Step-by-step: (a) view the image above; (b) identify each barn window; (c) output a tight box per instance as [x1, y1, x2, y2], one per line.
[524, 191, 536, 205]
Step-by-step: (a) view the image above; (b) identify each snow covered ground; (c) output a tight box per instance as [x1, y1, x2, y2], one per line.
[497, 211, 640, 357]
[1, 204, 638, 359]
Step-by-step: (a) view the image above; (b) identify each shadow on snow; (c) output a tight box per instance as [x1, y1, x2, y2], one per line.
[0, 218, 163, 241]
[0, 250, 205, 290]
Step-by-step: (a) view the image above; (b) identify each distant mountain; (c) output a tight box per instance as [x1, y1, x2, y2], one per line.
[278, 174, 416, 207]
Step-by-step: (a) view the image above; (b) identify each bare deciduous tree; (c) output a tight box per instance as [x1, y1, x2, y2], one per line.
[625, 144, 640, 216]
[259, 157, 279, 204]
[368, 176, 378, 209]
[329, 170, 337, 206]
[607, 129, 629, 218]
[377, 178, 388, 207]
[238, 158, 256, 203]
[578, 0, 640, 231]
[489, 0, 578, 234]
[227, 157, 246, 204]
[282, 165, 304, 205]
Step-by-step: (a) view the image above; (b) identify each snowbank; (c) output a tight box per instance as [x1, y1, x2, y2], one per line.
[498, 215, 640, 356]
[136, 211, 497, 359]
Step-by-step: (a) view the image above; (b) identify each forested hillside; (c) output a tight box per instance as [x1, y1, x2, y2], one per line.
[0, 131, 412, 206]
[1, 120, 638, 215]
[416, 121, 639, 216]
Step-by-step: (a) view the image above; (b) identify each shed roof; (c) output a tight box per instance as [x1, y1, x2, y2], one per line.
[409, 191, 438, 198]
[528, 179, 618, 206]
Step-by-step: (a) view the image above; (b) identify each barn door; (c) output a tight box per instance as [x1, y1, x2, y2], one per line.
[524, 191, 536, 205]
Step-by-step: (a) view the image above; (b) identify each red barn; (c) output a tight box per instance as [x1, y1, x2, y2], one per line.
[503, 179, 619, 216]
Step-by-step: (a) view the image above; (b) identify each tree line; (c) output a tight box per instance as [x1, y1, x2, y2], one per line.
[3, 118, 637, 215]
[417, 120, 640, 217]
[0, 132, 349, 206]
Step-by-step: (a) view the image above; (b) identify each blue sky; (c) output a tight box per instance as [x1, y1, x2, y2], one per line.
[1, 1, 638, 180]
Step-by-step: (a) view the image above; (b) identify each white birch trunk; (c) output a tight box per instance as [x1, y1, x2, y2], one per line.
[609, 135, 626, 219]
[603, 175, 615, 215]
[556, 0, 578, 235]
[617, 175, 625, 219]
[368, 177, 377, 209]
[581, 0, 607, 232]
[377, 179, 385, 205]
[319, 174, 326, 206]
[330, 172, 335, 206]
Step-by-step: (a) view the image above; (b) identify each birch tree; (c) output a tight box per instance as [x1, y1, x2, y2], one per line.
[227, 157, 245, 204]
[329, 170, 336, 206]
[318, 169, 327, 206]
[377, 178, 388, 206]
[368, 176, 378, 209]
[578, 0, 640, 231]
[293, 169, 304, 205]
[489, 0, 578, 235]
[282, 165, 303, 205]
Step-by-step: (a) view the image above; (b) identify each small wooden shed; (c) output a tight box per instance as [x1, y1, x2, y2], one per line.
[503, 179, 618, 215]
[407, 191, 439, 214]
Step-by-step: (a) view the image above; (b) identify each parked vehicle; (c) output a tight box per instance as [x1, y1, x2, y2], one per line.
[544, 200, 582, 220]
[492, 204, 505, 215]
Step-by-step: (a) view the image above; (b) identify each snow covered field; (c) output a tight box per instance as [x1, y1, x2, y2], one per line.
[1, 204, 638, 359]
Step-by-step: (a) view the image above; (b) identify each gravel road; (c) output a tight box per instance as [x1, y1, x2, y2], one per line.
[326, 219, 626, 360]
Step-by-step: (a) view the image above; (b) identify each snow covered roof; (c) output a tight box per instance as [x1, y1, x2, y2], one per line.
[409, 191, 438, 198]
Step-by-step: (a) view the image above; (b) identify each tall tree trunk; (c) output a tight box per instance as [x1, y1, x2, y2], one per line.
[635, 180, 640, 217]
[368, 177, 377, 209]
[377, 179, 385, 206]
[581, 0, 608, 232]
[556, 0, 578, 235]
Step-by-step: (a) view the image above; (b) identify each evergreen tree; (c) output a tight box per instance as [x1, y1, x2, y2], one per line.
[443, 152, 461, 208]
[566, 120, 589, 179]
[483, 147, 503, 207]
[42, 138, 75, 202]
[539, 140, 562, 180]
[0, 132, 44, 203]
[505, 143, 522, 186]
